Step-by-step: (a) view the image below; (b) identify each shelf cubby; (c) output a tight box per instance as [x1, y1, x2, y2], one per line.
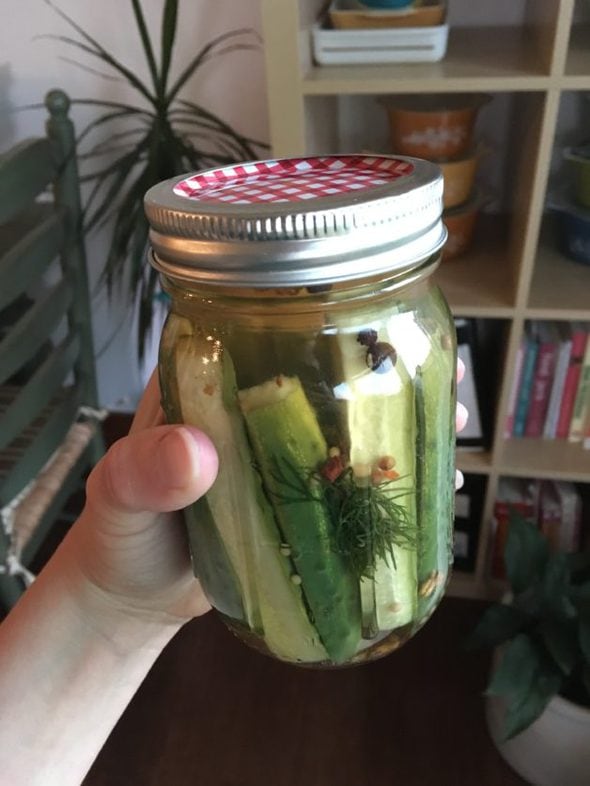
[261, 0, 585, 599]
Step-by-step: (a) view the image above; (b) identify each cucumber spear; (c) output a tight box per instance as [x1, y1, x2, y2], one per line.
[238, 376, 362, 664]
[165, 324, 327, 662]
[335, 326, 418, 635]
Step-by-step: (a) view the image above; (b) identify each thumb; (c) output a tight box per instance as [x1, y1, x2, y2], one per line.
[86, 425, 219, 517]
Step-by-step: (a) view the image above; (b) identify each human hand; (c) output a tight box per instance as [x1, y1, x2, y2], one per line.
[61, 371, 218, 638]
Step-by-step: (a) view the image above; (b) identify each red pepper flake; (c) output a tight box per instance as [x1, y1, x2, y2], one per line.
[321, 455, 344, 483]
[371, 468, 385, 486]
[203, 384, 216, 396]
[275, 376, 284, 388]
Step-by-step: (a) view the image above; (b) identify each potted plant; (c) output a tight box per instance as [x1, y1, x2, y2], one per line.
[469, 513, 590, 786]
[43, 0, 267, 358]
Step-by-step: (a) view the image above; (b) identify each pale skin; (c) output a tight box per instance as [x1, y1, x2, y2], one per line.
[0, 362, 467, 786]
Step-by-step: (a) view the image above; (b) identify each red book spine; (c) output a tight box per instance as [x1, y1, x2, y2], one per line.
[556, 330, 588, 438]
[525, 339, 558, 437]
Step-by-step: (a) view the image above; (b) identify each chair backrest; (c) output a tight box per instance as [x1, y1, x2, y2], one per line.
[0, 89, 100, 509]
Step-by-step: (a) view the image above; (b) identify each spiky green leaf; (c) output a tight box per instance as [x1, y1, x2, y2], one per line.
[130, 0, 159, 94]
[44, 0, 155, 106]
[166, 28, 257, 105]
[160, 0, 178, 97]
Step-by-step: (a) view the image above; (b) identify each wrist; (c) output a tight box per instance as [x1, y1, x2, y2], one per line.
[0, 535, 181, 786]
[49, 533, 184, 658]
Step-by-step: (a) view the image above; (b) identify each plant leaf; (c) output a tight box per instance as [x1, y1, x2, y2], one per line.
[502, 664, 562, 740]
[159, 0, 178, 98]
[71, 98, 152, 113]
[78, 128, 147, 159]
[540, 618, 579, 675]
[44, 0, 155, 107]
[467, 604, 529, 650]
[486, 634, 539, 698]
[177, 100, 266, 158]
[166, 28, 257, 105]
[542, 553, 577, 620]
[170, 111, 266, 156]
[76, 108, 151, 149]
[36, 33, 103, 60]
[130, 0, 160, 95]
[504, 511, 549, 595]
[84, 137, 150, 231]
[57, 55, 122, 81]
[486, 634, 563, 740]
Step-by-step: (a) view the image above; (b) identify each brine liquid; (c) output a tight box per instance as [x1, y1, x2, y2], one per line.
[159, 283, 456, 667]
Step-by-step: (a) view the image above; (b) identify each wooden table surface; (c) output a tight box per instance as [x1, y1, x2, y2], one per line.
[84, 597, 526, 786]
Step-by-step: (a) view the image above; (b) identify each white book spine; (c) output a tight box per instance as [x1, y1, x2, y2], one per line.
[504, 341, 525, 438]
[555, 481, 581, 552]
[543, 338, 572, 439]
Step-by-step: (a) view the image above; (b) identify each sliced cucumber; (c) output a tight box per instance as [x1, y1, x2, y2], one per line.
[239, 375, 362, 664]
[170, 328, 326, 662]
[415, 341, 456, 616]
[336, 324, 417, 633]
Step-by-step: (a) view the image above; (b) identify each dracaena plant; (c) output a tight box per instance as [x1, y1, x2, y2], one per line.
[43, 0, 267, 356]
[469, 512, 590, 740]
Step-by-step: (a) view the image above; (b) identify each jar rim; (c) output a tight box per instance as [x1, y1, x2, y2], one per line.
[145, 154, 446, 288]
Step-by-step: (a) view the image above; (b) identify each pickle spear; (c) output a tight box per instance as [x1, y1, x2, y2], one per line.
[169, 328, 327, 662]
[238, 376, 362, 664]
[336, 326, 417, 634]
[414, 348, 455, 618]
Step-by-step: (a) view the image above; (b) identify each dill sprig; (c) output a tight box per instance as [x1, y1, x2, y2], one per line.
[322, 467, 415, 581]
[267, 456, 415, 581]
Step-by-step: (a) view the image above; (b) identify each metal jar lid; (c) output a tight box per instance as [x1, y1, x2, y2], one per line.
[144, 154, 446, 288]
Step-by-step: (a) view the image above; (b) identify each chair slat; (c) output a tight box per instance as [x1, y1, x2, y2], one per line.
[0, 139, 56, 225]
[0, 386, 81, 506]
[0, 279, 73, 387]
[20, 443, 93, 566]
[0, 333, 81, 452]
[0, 207, 64, 311]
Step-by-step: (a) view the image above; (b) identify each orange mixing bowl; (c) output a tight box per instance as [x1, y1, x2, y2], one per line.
[383, 94, 489, 159]
[442, 198, 479, 260]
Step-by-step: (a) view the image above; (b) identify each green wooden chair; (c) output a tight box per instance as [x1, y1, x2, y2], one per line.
[0, 89, 104, 612]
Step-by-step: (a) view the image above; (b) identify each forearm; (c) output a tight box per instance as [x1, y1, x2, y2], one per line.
[0, 538, 180, 786]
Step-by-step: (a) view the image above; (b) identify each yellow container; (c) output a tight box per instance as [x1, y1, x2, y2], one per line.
[329, 1, 446, 29]
[439, 152, 478, 209]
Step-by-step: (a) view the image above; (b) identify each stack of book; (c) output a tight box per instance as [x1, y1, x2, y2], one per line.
[491, 477, 583, 579]
[504, 321, 590, 446]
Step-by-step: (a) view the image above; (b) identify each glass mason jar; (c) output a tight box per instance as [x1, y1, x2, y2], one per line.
[145, 155, 456, 668]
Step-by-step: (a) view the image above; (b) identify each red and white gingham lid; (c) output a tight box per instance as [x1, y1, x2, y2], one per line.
[145, 154, 445, 288]
[171, 156, 414, 204]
